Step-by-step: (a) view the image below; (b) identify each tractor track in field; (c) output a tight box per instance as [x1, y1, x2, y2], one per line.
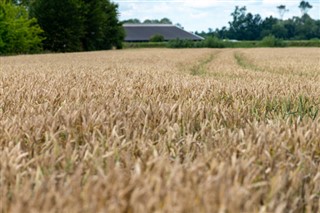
[233, 51, 317, 78]
[182, 49, 315, 79]
[189, 50, 222, 76]
[233, 51, 264, 72]
[197, 49, 255, 79]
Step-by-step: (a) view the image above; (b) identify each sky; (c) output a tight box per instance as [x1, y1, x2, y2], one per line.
[112, 0, 320, 32]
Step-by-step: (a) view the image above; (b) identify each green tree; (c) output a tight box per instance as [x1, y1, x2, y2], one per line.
[123, 18, 141, 24]
[143, 19, 158, 24]
[277, 5, 289, 20]
[31, 0, 124, 52]
[31, 0, 85, 52]
[82, 0, 124, 50]
[283, 18, 297, 39]
[260, 16, 278, 38]
[295, 14, 319, 39]
[159, 18, 172, 24]
[0, 1, 43, 54]
[228, 6, 247, 39]
[11, 0, 31, 6]
[228, 6, 262, 40]
[142, 18, 172, 24]
[271, 23, 288, 39]
[299, 1, 312, 16]
[103, 1, 124, 49]
[175, 23, 183, 29]
[205, 2, 319, 41]
[124, 18, 172, 25]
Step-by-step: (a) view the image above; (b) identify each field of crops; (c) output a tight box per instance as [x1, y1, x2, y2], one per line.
[1, 48, 320, 213]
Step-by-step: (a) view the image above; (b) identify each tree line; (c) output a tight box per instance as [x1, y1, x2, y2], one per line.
[123, 18, 172, 24]
[197, 1, 320, 40]
[0, 0, 124, 54]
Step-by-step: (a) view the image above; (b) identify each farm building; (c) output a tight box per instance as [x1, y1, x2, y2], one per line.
[123, 24, 204, 42]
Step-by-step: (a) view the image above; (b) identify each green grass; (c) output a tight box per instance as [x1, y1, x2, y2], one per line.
[250, 96, 320, 121]
[190, 53, 216, 76]
[234, 52, 262, 71]
[123, 42, 168, 48]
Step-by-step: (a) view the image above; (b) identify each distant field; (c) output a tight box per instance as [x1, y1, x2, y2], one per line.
[0, 48, 320, 213]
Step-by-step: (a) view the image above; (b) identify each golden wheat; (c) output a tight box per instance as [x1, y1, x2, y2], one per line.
[0, 48, 319, 213]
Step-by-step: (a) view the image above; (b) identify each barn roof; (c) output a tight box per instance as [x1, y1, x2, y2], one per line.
[123, 24, 204, 42]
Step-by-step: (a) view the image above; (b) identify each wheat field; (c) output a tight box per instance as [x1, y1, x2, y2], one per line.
[0, 48, 320, 213]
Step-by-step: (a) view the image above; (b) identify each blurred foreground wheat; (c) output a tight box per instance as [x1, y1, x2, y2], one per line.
[0, 48, 320, 213]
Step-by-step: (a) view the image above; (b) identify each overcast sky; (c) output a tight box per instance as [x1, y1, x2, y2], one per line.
[112, 0, 320, 32]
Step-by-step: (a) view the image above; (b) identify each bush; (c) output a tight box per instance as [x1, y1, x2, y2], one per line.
[260, 35, 286, 47]
[126, 37, 319, 50]
[285, 40, 320, 47]
[167, 37, 226, 48]
[149, 34, 164, 42]
[167, 39, 195, 48]
[123, 42, 168, 48]
[202, 37, 225, 48]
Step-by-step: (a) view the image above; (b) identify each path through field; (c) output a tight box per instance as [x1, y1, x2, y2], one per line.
[0, 48, 320, 213]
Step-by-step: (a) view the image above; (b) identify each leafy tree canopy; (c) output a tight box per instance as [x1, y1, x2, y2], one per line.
[0, 1, 43, 54]
[299, 1, 312, 15]
[228, 6, 262, 40]
[198, 3, 319, 41]
[277, 5, 289, 19]
[123, 17, 172, 24]
[31, 0, 124, 52]
[31, 0, 85, 52]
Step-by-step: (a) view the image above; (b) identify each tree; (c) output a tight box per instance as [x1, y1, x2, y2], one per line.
[175, 23, 184, 29]
[82, 0, 124, 50]
[277, 5, 289, 20]
[81, 0, 105, 50]
[123, 18, 141, 24]
[124, 18, 172, 25]
[228, 6, 262, 40]
[228, 6, 247, 39]
[204, 3, 319, 41]
[11, 0, 31, 6]
[271, 23, 288, 39]
[0, 1, 43, 54]
[143, 19, 157, 24]
[295, 14, 318, 39]
[215, 26, 228, 39]
[299, 1, 312, 16]
[260, 16, 278, 38]
[160, 18, 172, 24]
[31, 0, 85, 52]
[142, 18, 172, 24]
[101, 0, 124, 49]
[244, 13, 262, 40]
[31, 0, 124, 52]
[283, 18, 297, 39]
